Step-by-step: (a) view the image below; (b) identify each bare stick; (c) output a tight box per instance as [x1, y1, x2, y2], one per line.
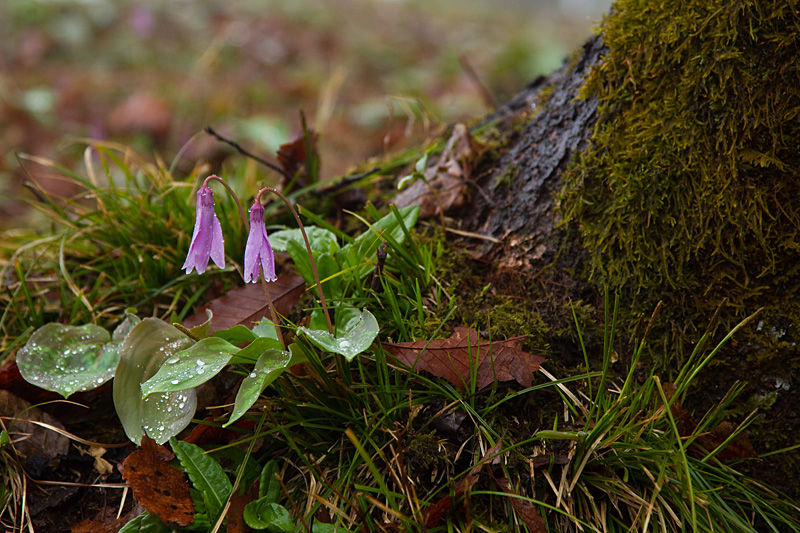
[205, 126, 291, 181]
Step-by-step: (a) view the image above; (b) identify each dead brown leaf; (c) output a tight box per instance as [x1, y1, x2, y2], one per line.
[492, 475, 547, 533]
[120, 435, 195, 526]
[277, 129, 319, 184]
[0, 388, 69, 463]
[384, 327, 545, 391]
[663, 383, 757, 462]
[183, 274, 305, 333]
[424, 439, 504, 528]
[394, 123, 487, 218]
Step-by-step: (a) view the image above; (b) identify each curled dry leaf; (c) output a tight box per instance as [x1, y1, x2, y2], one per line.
[277, 128, 319, 185]
[120, 435, 195, 526]
[384, 327, 546, 391]
[394, 123, 487, 218]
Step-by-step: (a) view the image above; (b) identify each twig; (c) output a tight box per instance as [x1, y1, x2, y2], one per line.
[204, 126, 292, 181]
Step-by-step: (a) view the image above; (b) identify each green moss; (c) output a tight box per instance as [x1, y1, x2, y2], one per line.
[559, 0, 800, 365]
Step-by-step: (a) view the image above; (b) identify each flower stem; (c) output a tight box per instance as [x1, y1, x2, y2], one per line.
[257, 187, 334, 335]
[204, 175, 249, 230]
[203, 175, 284, 345]
[260, 276, 286, 350]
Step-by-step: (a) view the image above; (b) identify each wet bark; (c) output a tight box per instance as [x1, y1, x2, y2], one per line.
[467, 35, 605, 275]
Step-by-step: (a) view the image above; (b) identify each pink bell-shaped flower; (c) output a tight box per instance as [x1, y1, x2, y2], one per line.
[182, 186, 225, 274]
[244, 201, 277, 283]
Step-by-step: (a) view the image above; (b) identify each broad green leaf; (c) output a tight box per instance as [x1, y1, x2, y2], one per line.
[171, 438, 232, 521]
[336, 205, 419, 273]
[18, 323, 113, 398]
[259, 460, 281, 502]
[117, 512, 172, 533]
[298, 309, 379, 361]
[243, 500, 293, 532]
[233, 337, 285, 364]
[213, 324, 257, 345]
[224, 349, 292, 427]
[269, 226, 339, 254]
[113, 318, 196, 445]
[187, 309, 213, 339]
[141, 337, 239, 396]
[252, 319, 282, 341]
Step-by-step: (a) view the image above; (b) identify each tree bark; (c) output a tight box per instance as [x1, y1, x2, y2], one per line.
[467, 35, 604, 275]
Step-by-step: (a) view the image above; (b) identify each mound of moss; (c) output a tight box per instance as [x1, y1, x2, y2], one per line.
[560, 0, 800, 364]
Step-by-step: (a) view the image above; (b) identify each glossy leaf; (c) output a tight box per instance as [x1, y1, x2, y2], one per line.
[269, 226, 339, 254]
[113, 318, 196, 445]
[243, 500, 293, 532]
[117, 512, 172, 533]
[17, 320, 123, 398]
[225, 349, 294, 427]
[171, 438, 232, 521]
[141, 337, 239, 396]
[298, 309, 379, 361]
[258, 460, 281, 502]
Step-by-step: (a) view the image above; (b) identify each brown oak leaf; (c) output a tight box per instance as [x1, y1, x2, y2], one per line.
[183, 274, 305, 333]
[120, 436, 195, 526]
[384, 327, 545, 391]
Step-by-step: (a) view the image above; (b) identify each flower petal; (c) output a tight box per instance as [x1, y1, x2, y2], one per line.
[183, 186, 225, 274]
[243, 202, 276, 283]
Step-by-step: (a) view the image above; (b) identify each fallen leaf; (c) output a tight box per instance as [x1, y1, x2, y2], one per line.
[384, 327, 546, 391]
[492, 475, 547, 533]
[276, 128, 319, 184]
[120, 435, 195, 526]
[424, 439, 504, 528]
[88, 446, 113, 475]
[183, 275, 305, 333]
[0, 388, 69, 464]
[394, 123, 486, 218]
[662, 383, 757, 462]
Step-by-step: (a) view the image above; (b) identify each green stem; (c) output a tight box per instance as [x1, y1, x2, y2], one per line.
[257, 187, 333, 335]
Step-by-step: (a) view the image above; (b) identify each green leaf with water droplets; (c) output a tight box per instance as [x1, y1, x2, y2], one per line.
[141, 337, 238, 397]
[224, 349, 294, 427]
[298, 309, 379, 361]
[113, 318, 197, 445]
[17, 323, 116, 398]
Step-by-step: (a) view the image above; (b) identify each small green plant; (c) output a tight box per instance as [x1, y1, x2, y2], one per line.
[14, 174, 419, 447]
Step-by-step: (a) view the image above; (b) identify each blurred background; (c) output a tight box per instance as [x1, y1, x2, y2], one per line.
[0, 0, 609, 227]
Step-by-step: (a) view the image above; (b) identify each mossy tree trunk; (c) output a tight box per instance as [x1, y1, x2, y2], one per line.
[460, 1, 800, 499]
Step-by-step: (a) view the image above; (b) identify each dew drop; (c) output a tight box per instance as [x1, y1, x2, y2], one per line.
[196, 360, 205, 366]
[339, 340, 351, 349]
[249, 372, 257, 379]
[165, 356, 180, 365]
[170, 379, 180, 385]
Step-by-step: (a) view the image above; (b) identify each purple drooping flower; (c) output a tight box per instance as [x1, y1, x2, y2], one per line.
[244, 201, 277, 283]
[182, 186, 225, 274]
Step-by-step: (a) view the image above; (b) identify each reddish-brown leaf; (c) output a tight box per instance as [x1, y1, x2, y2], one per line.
[662, 383, 757, 462]
[492, 475, 547, 533]
[276, 129, 319, 181]
[384, 327, 545, 391]
[120, 436, 195, 526]
[424, 439, 504, 528]
[183, 275, 305, 333]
